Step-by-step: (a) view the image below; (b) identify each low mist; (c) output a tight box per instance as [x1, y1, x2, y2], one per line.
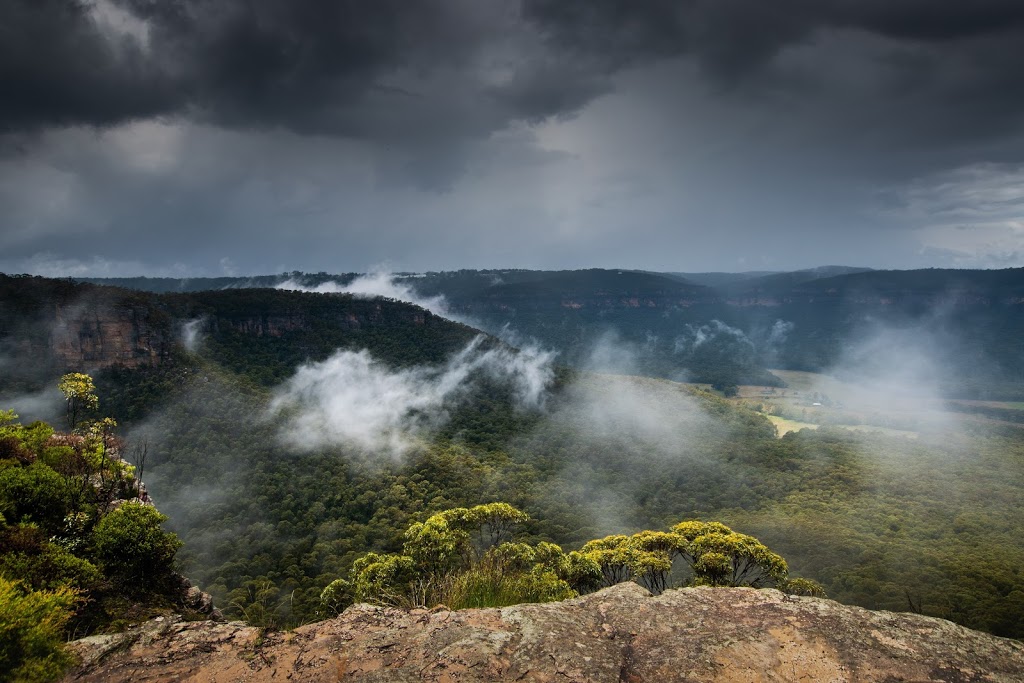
[673, 320, 751, 354]
[181, 318, 204, 352]
[582, 331, 648, 375]
[269, 336, 554, 457]
[550, 374, 719, 460]
[512, 337, 749, 537]
[790, 323, 968, 435]
[275, 270, 449, 318]
[555, 334, 732, 460]
[0, 386, 63, 425]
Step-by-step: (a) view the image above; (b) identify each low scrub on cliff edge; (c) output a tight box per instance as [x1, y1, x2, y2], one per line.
[0, 377, 188, 682]
[318, 503, 822, 616]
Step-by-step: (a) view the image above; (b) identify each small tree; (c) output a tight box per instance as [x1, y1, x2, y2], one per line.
[349, 503, 585, 610]
[57, 374, 98, 432]
[92, 502, 182, 589]
[579, 535, 635, 587]
[554, 550, 603, 593]
[627, 531, 687, 593]
[464, 502, 530, 549]
[672, 521, 788, 588]
[351, 553, 417, 604]
[318, 578, 353, 617]
[403, 515, 468, 577]
[403, 503, 532, 576]
[0, 577, 79, 683]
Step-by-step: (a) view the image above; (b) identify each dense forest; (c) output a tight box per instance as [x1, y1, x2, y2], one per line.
[109, 364, 1024, 638]
[81, 266, 1024, 399]
[2, 272, 1024, 659]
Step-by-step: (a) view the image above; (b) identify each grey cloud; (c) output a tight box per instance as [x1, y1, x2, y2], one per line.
[524, 0, 1024, 71]
[8, 0, 1020, 145]
[524, 0, 1024, 148]
[0, 0, 176, 132]
[1, 0, 598, 146]
[5, 1, 1024, 179]
[834, 1, 1024, 41]
[3, 1, 1024, 272]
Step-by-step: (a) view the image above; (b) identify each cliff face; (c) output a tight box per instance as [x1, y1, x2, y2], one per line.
[66, 583, 1024, 683]
[0, 277, 455, 378]
[51, 302, 171, 369]
[208, 302, 429, 337]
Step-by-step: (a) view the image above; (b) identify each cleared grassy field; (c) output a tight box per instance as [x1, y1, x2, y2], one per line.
[705, 369, 1022, 436]
[766, 415, 818, 436]
[766, 414, 919, 439]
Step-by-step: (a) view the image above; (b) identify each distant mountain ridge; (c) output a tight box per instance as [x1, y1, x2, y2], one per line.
[64, 266, 1024, 398]
[6, 271, 1024, 645]
[667, 265, 873, 288]
[0, 274, 484, 395]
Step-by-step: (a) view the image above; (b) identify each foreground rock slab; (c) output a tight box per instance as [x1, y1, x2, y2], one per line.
[66, 583, 1024, 682]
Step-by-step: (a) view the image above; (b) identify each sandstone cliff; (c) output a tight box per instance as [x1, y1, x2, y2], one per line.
[0, 276, 470, 379]
[66, 583, 1024, 682]
[50, 300, 172, 369]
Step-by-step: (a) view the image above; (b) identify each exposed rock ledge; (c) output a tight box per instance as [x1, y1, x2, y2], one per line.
[65, 583, 1024, 682]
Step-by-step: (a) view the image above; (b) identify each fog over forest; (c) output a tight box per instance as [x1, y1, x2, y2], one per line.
[3, 3, 1024, 678]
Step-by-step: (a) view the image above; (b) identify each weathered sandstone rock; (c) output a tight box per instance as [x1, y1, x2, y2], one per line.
[65, 582, 1024, 682]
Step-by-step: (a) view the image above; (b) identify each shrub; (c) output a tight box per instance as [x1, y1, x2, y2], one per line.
[91, 502, 181, 588]
[0, 576, 79, 683]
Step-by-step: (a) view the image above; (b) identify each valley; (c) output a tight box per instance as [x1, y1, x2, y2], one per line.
[7, 6, 1024, 678]
[2, 268, 1024, 658]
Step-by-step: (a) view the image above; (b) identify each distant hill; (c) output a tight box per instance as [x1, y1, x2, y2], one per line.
[71, 266, 1024, 398]
[6, 272, 1024, 643]
[75, 272, 359, 293]
[719, 265, 875, 296]
[0, 273, 484, 397]
[410, 267, 1024, 398]
[664, 270, 779, 287]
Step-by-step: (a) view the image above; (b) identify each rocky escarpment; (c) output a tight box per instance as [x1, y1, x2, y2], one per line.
[0, 276, 173, 374]
[66, 583, 1024, 682]
[0, 276, 475, 379]
[51, 301, 172, 369]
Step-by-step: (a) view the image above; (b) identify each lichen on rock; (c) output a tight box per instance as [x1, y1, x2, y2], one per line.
[65, 583, 1024, 682]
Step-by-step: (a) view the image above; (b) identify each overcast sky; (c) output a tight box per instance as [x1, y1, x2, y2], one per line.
[2, 0, 1024, 276]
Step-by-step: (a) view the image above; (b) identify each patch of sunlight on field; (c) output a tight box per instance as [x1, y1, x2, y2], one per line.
[841, 424, 919, 439]
[767, 415, 819, 436]
[766, 415, 919, 439]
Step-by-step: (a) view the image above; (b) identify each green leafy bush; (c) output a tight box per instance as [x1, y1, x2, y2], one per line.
[92, 502, 182, 588]
[0, 576, 79, 683]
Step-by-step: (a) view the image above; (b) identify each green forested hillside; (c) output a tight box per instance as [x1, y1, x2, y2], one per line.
[80, 267, 1024, 399]
[94, 358, 1024, 638]
[0, 394, 191, 679]
[3, 275, 1024, 644]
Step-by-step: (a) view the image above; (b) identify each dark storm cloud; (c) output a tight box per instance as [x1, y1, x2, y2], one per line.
[2, 0, 597, 141]
[522, 0, 818, 79]
[123, 0, 500, 136]
[523, 0, 1024, 149]
[2, 0, 1024, 273]
[836, 1, 1024, 41]
[0, 0, 176, 132]
[5, 0, 1024, 146]
[523, 0, 1024, 68]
